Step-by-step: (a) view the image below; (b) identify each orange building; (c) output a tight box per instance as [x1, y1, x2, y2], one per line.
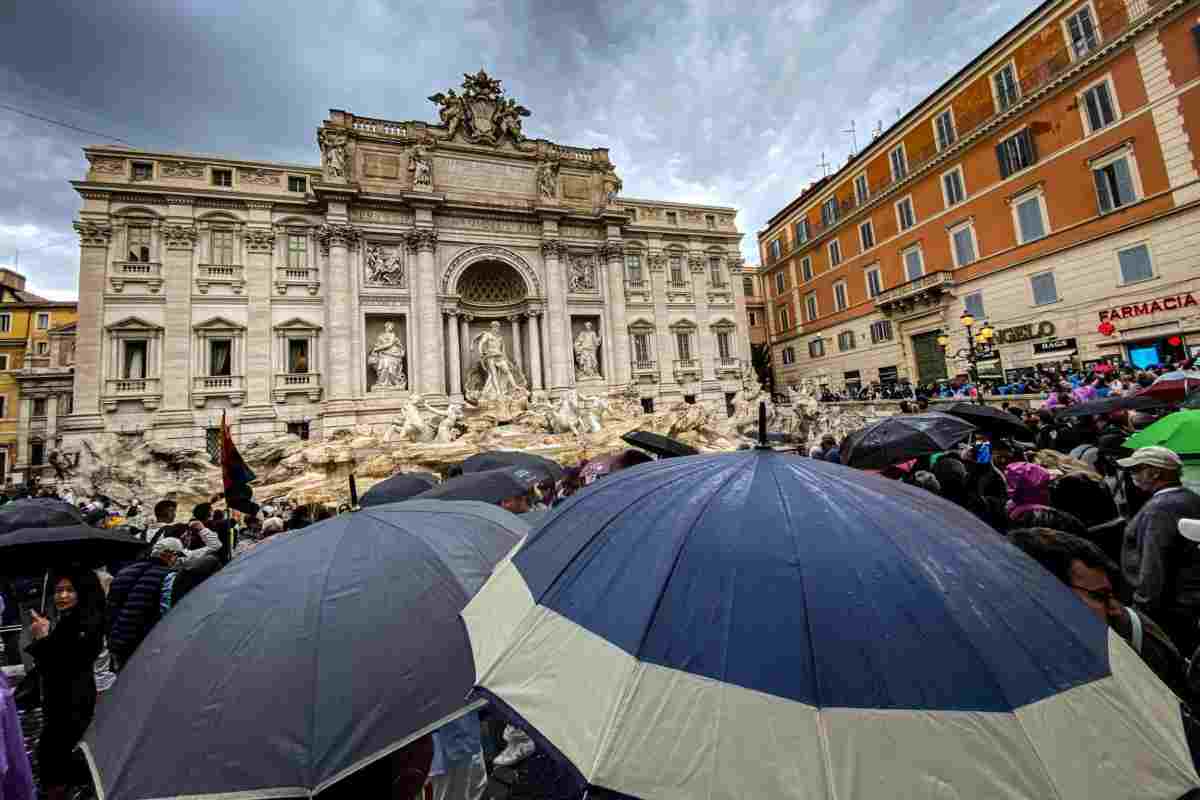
[760, 0, 1200, 395]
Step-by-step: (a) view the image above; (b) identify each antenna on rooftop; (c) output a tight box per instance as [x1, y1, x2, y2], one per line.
[816, 152, 832, 178]
[843, 120, 858, 154]
[872, 120, 883, 140]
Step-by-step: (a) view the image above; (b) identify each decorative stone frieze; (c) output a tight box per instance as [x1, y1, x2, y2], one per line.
[244, 228, 276, 253]
[162, 224, 198, 250]
[74, 221, 113, 247]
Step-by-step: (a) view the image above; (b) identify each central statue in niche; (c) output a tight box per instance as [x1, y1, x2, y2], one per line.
[368, 321, 407, 390]
[465, 321, 529, 417]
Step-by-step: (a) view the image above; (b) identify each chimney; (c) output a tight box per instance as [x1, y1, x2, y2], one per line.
[0, 269, 27, 292]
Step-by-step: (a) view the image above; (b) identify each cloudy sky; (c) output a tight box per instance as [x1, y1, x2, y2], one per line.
[0, 0, 1032, 301]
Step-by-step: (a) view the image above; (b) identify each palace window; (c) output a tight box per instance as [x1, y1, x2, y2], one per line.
[675, 331, 693, 362]
[838, 331, 856, 351]
[36, 312, 49, 330]
[287, 234, 307, 268]
[870, 320, 893, 344]
[1031, 271, 1059, 306]
[1065, 4, 1100, 60]
[964, 291, 986, 320]
[670, 256, 686, 286]
[1081, 78, 1118, 133]
[794, 219, 810, 245]
[708, 257, 725, 287]
[808, 339, 824, 358]
[769, 239, 781, 260]
[1117, 243, 1154, 285]
[805, 291, 818, 322]
[212, 168, 233, 187]
[993, 62, 1020, 112]
[626, 254, 643, 284]
[288, 339, 310, 373]
[902, 245, 925, 281]
[866, 266, 883, 298]
[889, 144, 908, 181]
[950, 221, 979, 267]
[934, 110, 956, 151]
[859, 220, 875, 251]
[124, 340, 148, 379]
[131, 161, 153, 181]
[895, 196, 916, 231]
[801, 257, 813, 282]
[996, 128, 1037, 178]
[833, 280, 848, 312]
[1013, 188, 1050, 244]
[782, 346, 795, 365]
[633, 332, 653, 364]
[774, 271, 786, 294]
[828, 239, 842, 267]
[287, 421, 311, 440]
[209, 339, 233, 377]
[1093, 150, 1139, 214]
[705, 214, 716, 230]
[854, 173, 869, 205]
[666, 211, 678, 226]
[288, 176, 307, 193]
[127, 225, 152, 262]
[778, 306, 790, 330]
[716, 330, 733, 359]
[742, 276, 754, 296]
[942, 166, 966, 207]
[211, 230, 236, 264]
[32, 397, 46, 417]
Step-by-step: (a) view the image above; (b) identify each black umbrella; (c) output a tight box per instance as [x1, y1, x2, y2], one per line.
[462, 451, 564, 482]
[944, 402, 1032, 438]
[621, 430, 699, 458]
[82, 500, 527, 800]
[0, 524, 146, 574]
[0, 498, 83, 534]
[415, 466, 542, 504]
[359, 472, 438, 508]
[1058, 394, 1169, 417]
[840, 412, 976, 470]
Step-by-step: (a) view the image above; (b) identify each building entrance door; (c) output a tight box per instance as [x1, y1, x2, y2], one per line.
[912, 331, 948, 386]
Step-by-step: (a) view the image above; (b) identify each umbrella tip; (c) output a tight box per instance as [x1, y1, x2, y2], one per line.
[757, 401, 769, 449]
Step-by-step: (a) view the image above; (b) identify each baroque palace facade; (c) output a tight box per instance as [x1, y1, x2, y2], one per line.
[65, 71, 745, 448]
[761, 0, 1200, 394]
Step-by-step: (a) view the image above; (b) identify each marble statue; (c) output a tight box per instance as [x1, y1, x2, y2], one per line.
[573, 322, 602, 378]
[318, 128, 348, 179]
[428, 88, 465, 140]
[470, 321, 522, 402]
[537, 156, 559, 200]
[409, 144, 434, 190]
[580, 393, 608, 434]
[368, 321, 407, 390]
[365, 245, 405, 287]
[435, 402, 465, 443]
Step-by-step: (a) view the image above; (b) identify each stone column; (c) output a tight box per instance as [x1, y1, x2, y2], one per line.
[728, 255, 752, 363]
[602, 241, 630, 385]
[244, 227, 276, 407]
[446, 311, 463, 401]
[15, 397, 30, 471]
[460, 315, 472, 386]
[71, 221, 113, 419]
[690, 253, 715, 386]
[527, 311, 544, 391]
[318, 224, 360, 400]
[540, 240, 571, 392]
[407, 229, 444, 398]
[509, 315, 524, 378]
[161, 221, 198, 410]
[46, 395, 58, 445]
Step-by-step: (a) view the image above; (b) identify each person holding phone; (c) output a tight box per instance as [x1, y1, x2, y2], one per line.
[26, 568, 105, 800]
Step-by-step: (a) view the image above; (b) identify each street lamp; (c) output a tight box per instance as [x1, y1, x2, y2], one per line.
[938, 309, 993, 403]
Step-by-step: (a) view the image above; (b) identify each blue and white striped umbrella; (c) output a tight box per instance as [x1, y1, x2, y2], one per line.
[464, 450, 1199, 800]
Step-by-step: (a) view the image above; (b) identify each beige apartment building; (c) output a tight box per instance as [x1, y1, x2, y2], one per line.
[760, 0, 1200, 394]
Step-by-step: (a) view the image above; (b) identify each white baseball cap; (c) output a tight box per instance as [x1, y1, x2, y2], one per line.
[1180, 519, 1200, 543]
[1117, 446, 1183, 471]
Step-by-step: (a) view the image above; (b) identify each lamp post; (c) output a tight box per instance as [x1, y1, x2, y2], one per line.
[937, 310, 995, 403]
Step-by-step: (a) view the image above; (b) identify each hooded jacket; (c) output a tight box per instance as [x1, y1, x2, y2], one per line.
[107, 559, 173, 663]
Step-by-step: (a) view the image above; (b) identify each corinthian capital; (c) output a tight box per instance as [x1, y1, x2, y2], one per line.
[688, 254, 704, 273]
[540, 239, 566, 259]
[317, 223, 361, 255]
[404, 228, 438, 253]
[244, 228, 276, 253]
[599, 241, 625, 262]
[73, 220, 113, 247]
[162, 224, 198, 250]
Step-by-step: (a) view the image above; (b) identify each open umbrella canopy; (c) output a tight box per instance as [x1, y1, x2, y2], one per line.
[359, 471, 438, 508]
[0, 524, 146, 574]
[1058, 393, 1169, 417]
[579, 449, 654, 485]
[462, 450, 564, 482]
[943, 402, 1031, 439]
[1124, 410, 1200, 455]
[620, 430, 699, 459]
[1139, 372, 1200, 402]
[415, 466, 542, 504]
[839, 411, 975, 469]
[83, 500, 527, 800]
[464, 450, 1198, 800]
[0, 498, 83, 534]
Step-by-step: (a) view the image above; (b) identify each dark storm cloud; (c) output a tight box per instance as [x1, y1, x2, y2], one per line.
[0, 0, 1032, 299]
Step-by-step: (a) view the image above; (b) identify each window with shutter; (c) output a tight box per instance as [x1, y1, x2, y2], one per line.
[1094, 154, 1137, 214]
[866, 268, 882, 298]
[993, 63, 1019, 111]
[854, 174, 869, 205]
[859, 220, 875, 250]
[950, 223, 977, 267]
[801, 257, 813, 282]
[808, 340, 824, 358]
[1082, 80, 1116, 132]
[1117, 244, 1153, 284]
[889, 146, 907, 181]
[942, 167, 966, 206]
[769, 240, 781, 260]
[996, 129, 1036, 177]
[821, 198, 838, 226]
[834, 281, 848, 311]
[935, 111, 956, 151]
[795, 220, 810, 244]
[838, 331, 856, 352]
[1031, 271, 1058, 306]
[805, 292, 818, 321]
[1014, 193, 1048, 243]
[1066, 6, 1099, 59]
[828, 239, 842, 267]
[903, 247, 924, 281]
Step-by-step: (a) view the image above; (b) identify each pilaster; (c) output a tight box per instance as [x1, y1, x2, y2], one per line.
[161, 220, 198, 410]
[71, 220, 112, 421]
[244, 227, 276, 410]
[540, 238, 571, 393]
[406, 228, 444, 398]
[527, 310, 544, 391]
[446, 310, 463, 402]
[319, 223, 361, 400]
[601, 240, 630, 386]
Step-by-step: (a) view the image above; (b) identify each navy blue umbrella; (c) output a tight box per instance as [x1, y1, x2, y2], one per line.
[83, 500, 527, 800]
[464, 450, 1199, 800]
[462, 451, 564, 482]
[415, 466, 542, 504]
[0, 498, 83, 534]
[359, 471, 438, 507]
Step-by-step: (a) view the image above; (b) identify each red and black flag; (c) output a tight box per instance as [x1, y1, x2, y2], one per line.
[220, 411, 258, 516]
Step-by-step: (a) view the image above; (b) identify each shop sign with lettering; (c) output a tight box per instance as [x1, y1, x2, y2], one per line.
[1098, 292, 1198, 322]
[1032, 337, 1077, 354]
[994, 321, 1056, 344]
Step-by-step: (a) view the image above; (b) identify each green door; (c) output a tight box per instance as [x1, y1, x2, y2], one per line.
[912, 331, 948, 385]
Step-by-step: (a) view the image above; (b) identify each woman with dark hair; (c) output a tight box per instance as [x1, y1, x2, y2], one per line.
[26, 567, 105, 800]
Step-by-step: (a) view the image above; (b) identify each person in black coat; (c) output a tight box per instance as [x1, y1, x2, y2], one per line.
[27, 566, 105, 800]
[106, 538, 183, 671]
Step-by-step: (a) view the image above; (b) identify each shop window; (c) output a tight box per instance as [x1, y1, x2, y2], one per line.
[1031, 271, 1059, 306]
[1117, 243, 1154, 285]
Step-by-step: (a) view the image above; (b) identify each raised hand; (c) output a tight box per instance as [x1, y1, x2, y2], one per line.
[30, 609, 50, 640]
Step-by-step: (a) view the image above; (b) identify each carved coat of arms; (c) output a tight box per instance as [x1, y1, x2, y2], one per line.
[428, 69, 530, 147]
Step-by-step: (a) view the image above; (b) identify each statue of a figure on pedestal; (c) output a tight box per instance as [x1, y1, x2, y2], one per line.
[465, 321, 527, 405]
[368, 321, 407, 390]
[318, 128, 348, 180]
[573, 322, 602, 379]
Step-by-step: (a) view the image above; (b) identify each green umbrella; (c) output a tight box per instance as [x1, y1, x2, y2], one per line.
[1123, 410, 1200, 455]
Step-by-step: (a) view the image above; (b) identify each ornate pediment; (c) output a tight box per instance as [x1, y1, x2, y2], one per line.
[193, 316, 245, 332]
[428, 69, 530, 147]
[274, 317, 322, 332]
[105, 316, 163, 332]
